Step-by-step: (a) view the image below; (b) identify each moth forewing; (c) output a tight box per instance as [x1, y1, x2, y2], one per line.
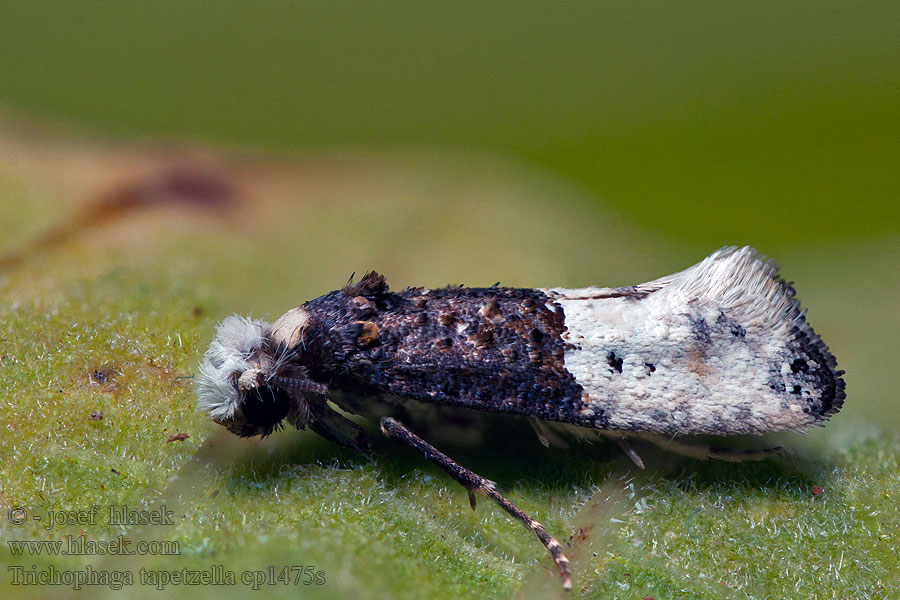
[545, 245, 844, 436]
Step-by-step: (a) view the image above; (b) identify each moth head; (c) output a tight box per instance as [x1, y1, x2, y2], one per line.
[196, 314, 306, 437]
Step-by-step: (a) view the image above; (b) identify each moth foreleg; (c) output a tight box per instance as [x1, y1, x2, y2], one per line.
[379, 417, 573, 591]
[306, 401, 373, 455]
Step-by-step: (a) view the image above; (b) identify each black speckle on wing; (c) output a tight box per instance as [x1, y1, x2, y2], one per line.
[606, 351, 623, 374]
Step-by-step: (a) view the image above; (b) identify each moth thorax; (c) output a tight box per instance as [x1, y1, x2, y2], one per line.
[269, 306, 311, 349]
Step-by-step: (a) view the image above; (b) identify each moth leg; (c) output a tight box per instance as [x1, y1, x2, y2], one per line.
[527, 417, 570, 449]
[306, 401, 373, 455]
[637, 433, 785, 462]
[614, 437, 646, 470]
[598, 432, 646, 469]
[379, 417, 573, 591]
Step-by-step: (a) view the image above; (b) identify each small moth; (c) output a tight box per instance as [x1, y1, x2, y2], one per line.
[196, 246, 845, 590]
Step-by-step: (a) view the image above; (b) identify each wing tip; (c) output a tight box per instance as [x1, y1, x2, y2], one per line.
[673, 246, 845, 424]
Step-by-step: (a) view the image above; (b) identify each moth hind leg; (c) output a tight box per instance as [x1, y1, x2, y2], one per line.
[379, 417, 573, 591]
[636, 433, 785, 463]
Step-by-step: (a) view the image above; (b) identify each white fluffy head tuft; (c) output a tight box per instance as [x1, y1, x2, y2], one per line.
[195, 315, 267, 420]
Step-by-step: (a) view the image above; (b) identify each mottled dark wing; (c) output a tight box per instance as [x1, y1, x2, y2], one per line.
[338, 286, 596, 425]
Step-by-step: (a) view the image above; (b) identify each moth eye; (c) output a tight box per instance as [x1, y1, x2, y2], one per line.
[242, 386, 291, 429]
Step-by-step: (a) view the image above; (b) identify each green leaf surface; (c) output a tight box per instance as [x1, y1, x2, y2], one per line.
[1, 123, 897, 600]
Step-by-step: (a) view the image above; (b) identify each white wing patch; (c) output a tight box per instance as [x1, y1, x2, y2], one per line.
[545, 246, 843, 435]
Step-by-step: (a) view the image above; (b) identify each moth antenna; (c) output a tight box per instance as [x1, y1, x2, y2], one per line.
[267, 375, 328, 397]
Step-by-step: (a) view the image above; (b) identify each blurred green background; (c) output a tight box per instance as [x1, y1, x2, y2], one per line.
[2, 1, 898, 245]
[1, 3, 899, 600]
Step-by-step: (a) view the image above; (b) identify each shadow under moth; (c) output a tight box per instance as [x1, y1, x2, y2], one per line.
[196, 246, 845, 590]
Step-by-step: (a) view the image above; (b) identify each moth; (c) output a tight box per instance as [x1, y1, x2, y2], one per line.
[196, 246, 845, 590]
